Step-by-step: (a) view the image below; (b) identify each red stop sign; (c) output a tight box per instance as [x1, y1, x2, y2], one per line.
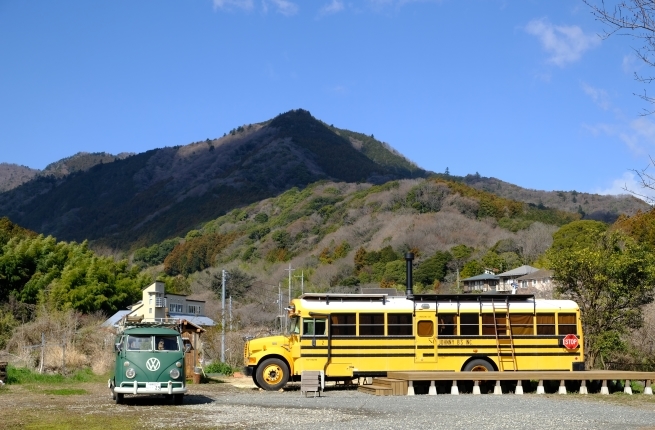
[563, 334, 579, 350]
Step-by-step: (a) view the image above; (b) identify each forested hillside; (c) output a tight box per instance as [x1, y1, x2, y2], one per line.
[0, 110, 426, 250]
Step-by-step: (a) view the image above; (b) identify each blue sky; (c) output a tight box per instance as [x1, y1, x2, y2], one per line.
[1, 0, 654, 197]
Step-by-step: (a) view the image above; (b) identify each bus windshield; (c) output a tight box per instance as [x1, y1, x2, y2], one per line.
[289, 316, 300, 335]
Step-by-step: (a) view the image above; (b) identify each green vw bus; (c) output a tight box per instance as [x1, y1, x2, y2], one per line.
[109, 325, 189, 404]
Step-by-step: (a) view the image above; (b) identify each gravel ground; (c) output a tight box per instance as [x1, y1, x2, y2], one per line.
[175, 378, 655, 430]
[2, 377, 655, 429]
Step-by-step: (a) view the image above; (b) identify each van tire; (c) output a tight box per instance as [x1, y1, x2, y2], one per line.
[173, 394, 184, 405]
[115, 392, 124, 404]
[255, 358, 289, 391]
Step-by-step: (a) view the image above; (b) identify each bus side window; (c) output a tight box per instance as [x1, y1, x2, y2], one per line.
[510, 314, 534, 336]
[482, 314, 507, 336]
[459, 313, 479, 336]
[558, 313, 577, 335]
[388, 313, 412, 336]
[302, 318, 327, 336]
[417, 320, 433, 337]
[330, 314, 356, 336]
[536, 313, 555, 335]
[437, 314, 456, 336]
[359, 313, 384, 336]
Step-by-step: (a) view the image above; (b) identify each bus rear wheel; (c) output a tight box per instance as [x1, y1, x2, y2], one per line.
[256, 358, 289, 391]
[463, 359, 494, 372]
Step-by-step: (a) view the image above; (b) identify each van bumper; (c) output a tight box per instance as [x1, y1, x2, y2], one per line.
[114, 381, 188, 395]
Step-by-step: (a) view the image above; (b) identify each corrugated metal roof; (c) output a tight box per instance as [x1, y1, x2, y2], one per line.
[497, 265, 539, 277]
[102, 310, 130, 327]
[169, 313, 216, 327]
[461, 273, 500, 282]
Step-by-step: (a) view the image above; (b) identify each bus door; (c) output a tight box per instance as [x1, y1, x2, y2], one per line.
[297, 317, 328, 373]
[414, 311, 437, 363]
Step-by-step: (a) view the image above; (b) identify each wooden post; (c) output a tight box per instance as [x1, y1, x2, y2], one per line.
[644, 380, 653, 395]
[39, 333, 45, 374]
[536, 380, 545, 394]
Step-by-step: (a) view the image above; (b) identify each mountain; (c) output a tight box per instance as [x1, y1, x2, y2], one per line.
[0, 109, 426, 249]
[0, 152, 132, 192]
[461, 175, 649, 222]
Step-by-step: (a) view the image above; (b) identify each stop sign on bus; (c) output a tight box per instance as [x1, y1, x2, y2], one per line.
[563, 334, 579, 349]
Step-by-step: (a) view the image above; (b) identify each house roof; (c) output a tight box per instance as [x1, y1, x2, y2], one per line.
[516, 268, 554, 281]
[102, 310, 131, 328]
[497, 265, 539, 277]
[461, 273, 500, 282]
[169, 313, 216, 327]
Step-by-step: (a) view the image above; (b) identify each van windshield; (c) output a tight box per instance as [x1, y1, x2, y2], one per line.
[127, 335, 152, 351]
[127, 335, 180, 351]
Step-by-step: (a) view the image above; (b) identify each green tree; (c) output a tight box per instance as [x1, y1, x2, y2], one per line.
[550, 220, 608, 252]
[414, 251, 452, 285]
[547, 231, 655, 368]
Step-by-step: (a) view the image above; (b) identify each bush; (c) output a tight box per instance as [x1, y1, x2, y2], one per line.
[204, 361, 235, 376]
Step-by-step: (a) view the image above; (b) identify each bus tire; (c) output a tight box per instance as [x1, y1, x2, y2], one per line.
[173, 394, 184, 405]
[256, 358, 289, 391]
[252, 373, 263, 389]
[463, 358, 494, 372]
[115, 392, 124, 404]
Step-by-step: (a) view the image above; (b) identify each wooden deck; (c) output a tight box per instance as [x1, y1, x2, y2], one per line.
[387, 370, 655, 382]
[354, 370, 655, 396]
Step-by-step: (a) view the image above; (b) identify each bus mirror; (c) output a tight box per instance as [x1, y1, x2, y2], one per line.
[114, 343, 122, 352]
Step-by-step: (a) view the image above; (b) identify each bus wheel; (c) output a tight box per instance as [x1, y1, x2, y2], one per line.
[463, 359, 494, 372]
[252, 373, 263, 389]
[256, 358, 289, 391]
[173, 394, 184, 405]
[114, 392, 124, 404]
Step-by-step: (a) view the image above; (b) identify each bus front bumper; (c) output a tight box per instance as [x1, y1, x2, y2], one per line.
[114, 381, 187, 395]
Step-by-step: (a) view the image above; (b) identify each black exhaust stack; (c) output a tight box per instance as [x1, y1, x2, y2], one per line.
[405, 253, 414, 298]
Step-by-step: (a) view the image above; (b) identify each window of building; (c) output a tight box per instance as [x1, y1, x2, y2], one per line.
[536, 313, 556, 335]
[169, 303, 183, 313]
[359, 313, 384, 336]
[558, 313, 577, 335]
[459, 313, 479, 336]
[330, 313, 356, 336]
[388, 313, 412, 336]
[188, 305, 200, 314]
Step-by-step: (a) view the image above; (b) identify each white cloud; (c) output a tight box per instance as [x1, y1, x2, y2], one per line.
[525, 18, 600, 67]
[320, 0, 344, 15]
[213, 0, 254, 11]
[596, 171, 655, 202]
[583, 116, 655, 155]
[581, 82, 611, 110]
[265, 0, 299, 16]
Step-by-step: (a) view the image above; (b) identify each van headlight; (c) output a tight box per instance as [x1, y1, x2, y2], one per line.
[170, 369, 180, 379]
[126, 368, 136, 379]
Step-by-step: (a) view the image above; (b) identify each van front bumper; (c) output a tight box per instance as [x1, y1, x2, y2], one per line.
[114, 381, 187, 395]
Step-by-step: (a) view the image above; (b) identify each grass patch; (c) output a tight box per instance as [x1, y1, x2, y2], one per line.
[6, 366, 106, 385]
[43, 388, 87, 395]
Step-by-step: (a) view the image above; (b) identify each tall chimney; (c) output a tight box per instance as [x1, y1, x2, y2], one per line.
[405, 253, 414, 298]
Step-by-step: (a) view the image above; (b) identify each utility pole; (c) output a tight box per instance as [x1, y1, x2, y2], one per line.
[285, 264, 294, 331]
[221, 269, 226, 363]
[295, 270, 304, 295]
[229, 296, 232, 331]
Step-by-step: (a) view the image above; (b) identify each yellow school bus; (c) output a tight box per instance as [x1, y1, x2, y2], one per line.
[243, 292, 584, 390]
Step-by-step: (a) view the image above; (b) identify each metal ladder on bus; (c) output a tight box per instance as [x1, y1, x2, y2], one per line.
[492, 299, 517, 371]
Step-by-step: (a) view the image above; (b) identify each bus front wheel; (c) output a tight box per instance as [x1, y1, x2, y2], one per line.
[256, 358, 289, 391]
[463, 359, 494, 372]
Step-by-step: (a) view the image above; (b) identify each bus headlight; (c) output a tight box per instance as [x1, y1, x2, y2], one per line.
[126, 368, 136, 379]
[123, 361, 130, 367]
[169, 369, 180, 379]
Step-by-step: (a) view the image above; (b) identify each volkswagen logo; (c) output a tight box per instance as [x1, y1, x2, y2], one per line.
[146, 357, 161, 371]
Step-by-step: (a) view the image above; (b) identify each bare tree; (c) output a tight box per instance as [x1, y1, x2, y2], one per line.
[584, 1, 655, 201]
[585, 0, 655, 111]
